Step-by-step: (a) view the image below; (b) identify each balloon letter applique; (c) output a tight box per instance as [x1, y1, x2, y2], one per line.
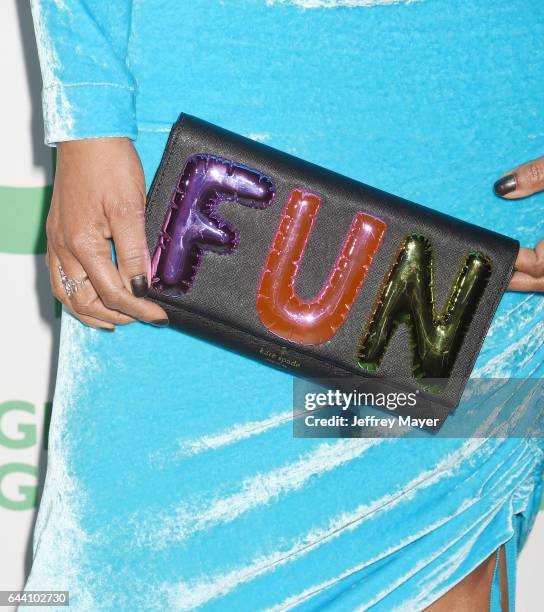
[151, 154, 275, 292]
[357, 234, 492, 381]
[257, 189, 387, 345]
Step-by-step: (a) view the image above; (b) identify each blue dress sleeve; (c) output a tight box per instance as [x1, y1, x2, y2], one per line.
[30, 0, 137, 146]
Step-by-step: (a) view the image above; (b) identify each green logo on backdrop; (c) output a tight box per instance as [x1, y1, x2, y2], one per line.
[0, 401, 36, 448]
[0, 401, 52, 510]
[0, 151, 55, 254]
[0, 463, 38, 511]
[0, 185, 52, 254]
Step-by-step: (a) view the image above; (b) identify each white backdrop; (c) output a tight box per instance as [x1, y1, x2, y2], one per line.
[0, 1, 541, 609]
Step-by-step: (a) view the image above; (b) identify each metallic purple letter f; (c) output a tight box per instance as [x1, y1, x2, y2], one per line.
[151, 154, 275, 293]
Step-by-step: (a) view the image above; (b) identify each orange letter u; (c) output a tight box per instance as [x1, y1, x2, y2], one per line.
[257, 189, 387, 345]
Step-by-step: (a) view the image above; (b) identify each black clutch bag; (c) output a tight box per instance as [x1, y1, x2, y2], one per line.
[144, 113, 518, 421]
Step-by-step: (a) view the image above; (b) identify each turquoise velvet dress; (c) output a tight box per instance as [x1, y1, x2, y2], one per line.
[26, 1, 544, 610]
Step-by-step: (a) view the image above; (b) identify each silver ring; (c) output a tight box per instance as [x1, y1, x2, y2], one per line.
[58, 265, 87, 298]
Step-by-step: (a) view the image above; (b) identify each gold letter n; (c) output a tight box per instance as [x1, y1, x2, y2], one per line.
[357, 234, 492, 384]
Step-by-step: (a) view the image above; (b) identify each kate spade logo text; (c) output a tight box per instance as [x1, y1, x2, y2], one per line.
[259, 346, 301, 369]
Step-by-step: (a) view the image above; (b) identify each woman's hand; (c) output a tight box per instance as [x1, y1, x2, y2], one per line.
[46, 137, 168, 330]
[494, 156, 544, 292]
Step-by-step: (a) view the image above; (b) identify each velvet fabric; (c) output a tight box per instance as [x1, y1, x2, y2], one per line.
[25, 1, 544, 609]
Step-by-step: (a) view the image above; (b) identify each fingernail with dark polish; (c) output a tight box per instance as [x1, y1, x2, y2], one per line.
[494, 174, 517, 197]
[131, 274, 149, 297]
[151, 318, 169, 327]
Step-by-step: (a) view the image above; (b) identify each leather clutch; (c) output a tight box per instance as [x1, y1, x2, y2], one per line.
[144, 113, 518, 421]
